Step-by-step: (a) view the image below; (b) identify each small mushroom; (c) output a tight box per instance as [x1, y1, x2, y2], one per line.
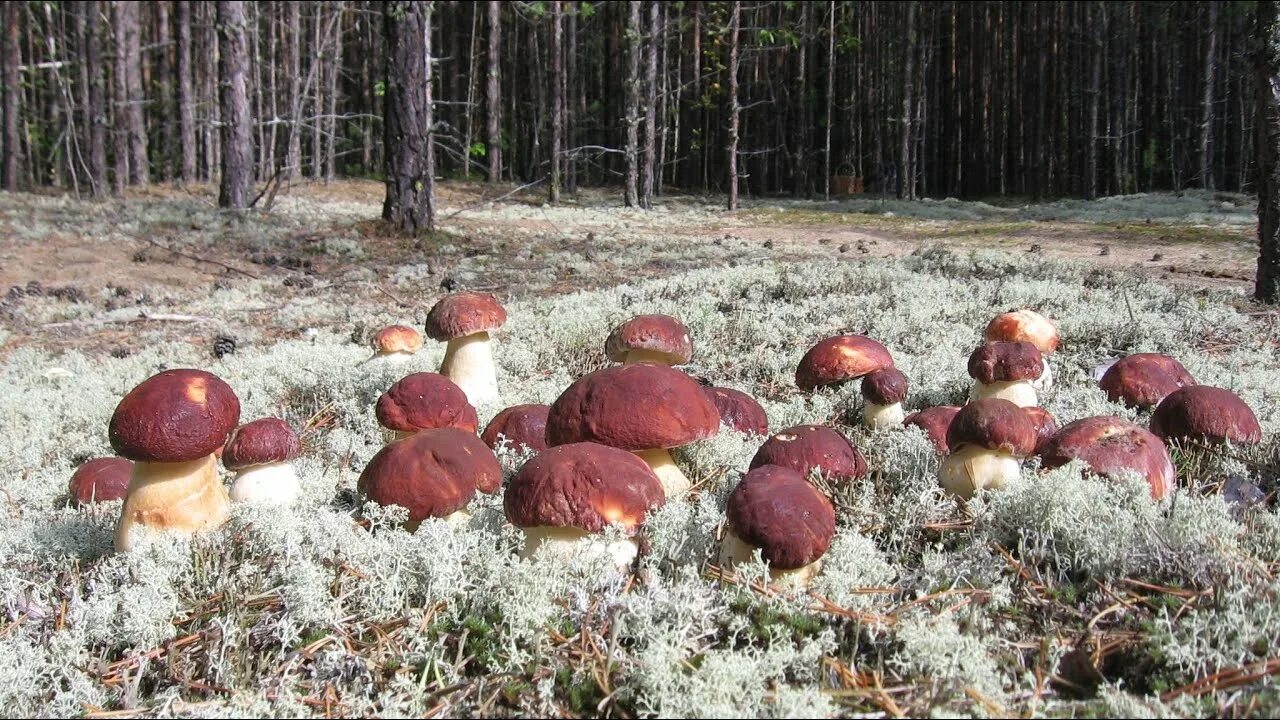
[702, 386, 769, 436]
[375, 372, 479, 442]
[1098, 353, 1196, 409]
[357, 427, 502, 530]
[1023, 406, 1058, 455]
[223, 418, 303, 506]
[425, 291, 507, 407]
[605, 314, 693, 366]
[370, 325, 424, 364]
[749, 425, 866, 489]
[795, 334, 894, 392]
[481, 404, 550, 454]
[1150, 386, 1262, 446]
[861, 367, 908, 429]
[719, 464, 836, 587]
[68, 457, 132, 507]
[983, 309, 1059, 390]
[938, 398, 1037, 499]
[967, 341, 1043, 408]
[903, 406, 962, 453]
[1041, 416, 1175, 499]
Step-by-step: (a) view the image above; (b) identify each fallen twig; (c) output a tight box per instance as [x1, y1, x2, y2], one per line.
[139, 237, 260, 279]
[44, 311, 215, 329]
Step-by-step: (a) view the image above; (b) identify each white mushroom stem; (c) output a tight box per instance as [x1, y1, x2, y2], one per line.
[403, 508, 471, 533]
[115, 454, 230, 552]
[718, 529, 822, 586]
[622, 349, 677, 366]
[376, 351, 416, 364]
[1031, 358, 1054, 392]
[520, 526, 640, 568]
[971, 379, 1038, 408]
[937, 444, 1022, 499]
[633, 448, 691, 498]
[440, 331, 500, 407]
[228, 462, 301, 506]
[862, 401, 906, 430]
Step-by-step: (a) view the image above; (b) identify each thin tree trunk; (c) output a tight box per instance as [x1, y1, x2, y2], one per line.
[217, 0, 252, 208]
[112, 3, 130, 193]
[286, 0, 302, 179]
[82, 2, 109, 196]
[325, 3, 342, 180]
[898, 2, 916, 199]
[549, 0, 562, 202]
[486, 0, 501, 182]
[463, 2, 478, 181]
[641, 0, 658, 207]
[1202, 2, 1219, 190]
[156, 1, 173, 181]
[1085, 2, 1102, 199]
[117, 2, 148, 184]
[1256, 0, 1280, 302]
[383, 0, 434, 234]
[727, 0, 740, 210]
[566, 0, 578, 193]
[311, 4, 323, 179]
[824, 0, 835, 199]
[0, 3, 16, 191]
[624, 1, 641, 207]
[176, 0, 197, 184]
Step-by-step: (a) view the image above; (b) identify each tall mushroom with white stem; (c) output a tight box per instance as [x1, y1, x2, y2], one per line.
[425, 292, 507, 408]
[109, 369, 240, 552]
[375, 372, 479, 443]
[605, 314, 693, 366]
[223, 418, 303, 506]
[984, 309, 1059, 391]
[358, 427, 503, 531]
[938, 398, 1037, 499]
[718, 464, 836, 588]
[967, 341, 1043, 408]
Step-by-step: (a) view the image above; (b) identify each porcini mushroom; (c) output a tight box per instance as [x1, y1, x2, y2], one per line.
[481, 403, 550, 454]
[984, 309, 1059, 390]
[938, 398, 1037, 499]
[1098, 353, 1196, 409]
[424, 291, 507, 407]
[223, 418, 303, 506]
[1023, 406, 1058, 455]
[749, 424, 867, 488]
[718, 464, 836, 587]
[109, 369, 240, 551]
[68, 457, 132, 507]
[702, 386, 769, 436]
[605, 314, 693, 366]
[370, 325, 424, 364]
[1041, 416, 1175, 499]
[504, 442, 664, 566]
[376, 372, 479, 442]
[967, 341, 1044, 408]
[903, 406, 961, 453]
[545, 363, 720, 498]
[357, 427, 502, 530]
[861, 367, 909, 429]
[795, 334, 894, 392]
[1150, 386, 1262, 446]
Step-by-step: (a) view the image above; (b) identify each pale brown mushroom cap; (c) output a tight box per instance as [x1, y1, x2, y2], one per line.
[795, 335, 895, 392]
[373, 325, 424, 354]
[605, 314, 694, 365]
[424, 292, 507, 341]
[984, 309, 1059, 354]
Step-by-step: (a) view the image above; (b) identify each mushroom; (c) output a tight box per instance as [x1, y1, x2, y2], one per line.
[424, 291, 507, 407]
[718, 464, 836, 587]
[702, 385, 769, 436]
[223, 418, 302, 506]
[1098, 353, 1196, 409]
[376, 372, 479, 442]
[749, 424, 866, 489]
[370, 325, 424, 364]
[68, 457, 132, 507]
[1040, 416, 1175, 499]
[545, 363, 720, 498]
[903, 406, 961, 453]
[967, 341, 1043, 408]
[504, 442, 665, 566]
[983, 309, 1059, 390]
[1150, 386, 1262, 446]
[795, 334, 894, 392]
[108, 369, 240, 551]
[861, 367, 909, 429]
[938, 398, 1037, 499]
[1023, 406, 1058, 455]
[481, 403, 550, 454]
[605, 314, 693, 366]
[357, 427, 502, 530]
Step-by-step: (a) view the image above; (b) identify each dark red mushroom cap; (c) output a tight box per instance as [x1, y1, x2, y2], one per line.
[1099, 353, 1196, 409]
[504, 442, 665, 533]
[1041, 416, 1175, 499]
[749, 425, 867, 483]
[726, 465, 836, 570]
[862, 367, 909, 405]
[109, 369, 241, 463]
[796, 335, 895, 392]
[605, 314, 693, 365]
[358, 428, 503, 523]
[373, 325, 424, 354]
[1023, 406, 1058, 455]
[702, 386, 769, 436]
[222, 418, 301, 471]
[545, 363, 720, 450]
[482, 404, 550, 453]
[376, 373, 479, 434]
[968, 342, 1044, 384]
[946, 398, 1038, 456]
[424, 292, 507, 341]
[903, 406, 962, 453]
[1150, 386, 1262, 445]
[984, 309, 1060, 354]
[68, 457, 132, 507]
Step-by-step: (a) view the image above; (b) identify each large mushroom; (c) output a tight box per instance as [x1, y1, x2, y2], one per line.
[1099, 353, 1196, 409]
[749, 424, 867, 488]
[967, 341, 1044, 408]
[903, 406, 961, 453]
[605, 314, 693, 366]
[223, 418, 303, 506]
[861, 367, 909, 429]
[108, 369, 240, 551]
[1150, 386, 1262, 446]
[481, 404, 550, 454]
[504, 442, 665, 566]
[357, 427, 502, 530]
[702, 386, 769, 436]
[545, 363, 720, 498]
[68, 457, 133, 507]
[1040, 416, 1176, 500]
[718, 464, 836, 587]
[795, 334, 894, 392]
[370, 325, 424, 364]
[938, 398, 1037, 499]
[376, 372, 479, 442]
[984, 309, 1059, 390]
[424, 291, 507, 407]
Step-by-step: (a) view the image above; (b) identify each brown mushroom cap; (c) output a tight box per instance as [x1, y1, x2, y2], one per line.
[1023, 407, 1058, 455]
[984, 309, 1060, 354]
[946, 398, 1038, 456]
[967, 342, 1045, 384]
[862, 367, 909, 405]
[726, 465, 836, 570]
[424, 291, 507, 341]
[222, 418, 302, 470]
[358, 427, 502, 523]
[545, 363, 720, 450]
[749, 425, 867, 482]
[481, 404, 551, 453]
[702, 386, 769, 436]
[373, 325, 424, 354]
[504, 442, 665, 533]
[795, 335, 895, 392]
[68, 457, 133, 507]
[109, 369, 242, 463]
[1099, 353, 1196, 409]
[1150, 386, 1262, 445]
[376, 373, 479, 434]
[903, 406, 962, 453]
[605, 314, 693, 365]
[1041, 416, 1176, 499]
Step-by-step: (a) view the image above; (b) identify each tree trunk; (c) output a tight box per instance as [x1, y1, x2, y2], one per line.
[176, 0, 197, 184]
[549, 0, 562, 203]
[112, 3, 130, 194]
[824, 0, 835, 199]
[1085, 2, 1103, 199]
[1, 3, 18, 191]
[486, 0, 501, 182]
[286, 0, 302, 179]
[116, 2, 148, 185]
[1202, 2, 1219, 190]
[641, 0, 659, 207]
[325, 3, 342, 180]
[624, 1, 641, 207]
[217, 0, 253, 208]
[727, 0, 740, 210]
[898, 3, 916, 200]
[1257, 0, 1280, 302]
[83, 1, 109, 196]
[311, 4, 324, 179]
[155, 1, 174, 181]
[382, 0, 434, 234]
